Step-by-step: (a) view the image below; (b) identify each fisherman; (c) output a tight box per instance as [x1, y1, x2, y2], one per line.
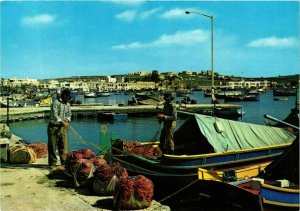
[47, 89, 72, 169]
[157, 92, 177, 154]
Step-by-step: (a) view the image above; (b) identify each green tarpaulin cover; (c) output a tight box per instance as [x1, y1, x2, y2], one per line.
[175, 114, 296, 153]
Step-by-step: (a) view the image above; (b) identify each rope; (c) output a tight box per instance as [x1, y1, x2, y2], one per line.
[68, 125, 110, 153]
[158, 179, 199, 203]
[151, 122, 162, 141]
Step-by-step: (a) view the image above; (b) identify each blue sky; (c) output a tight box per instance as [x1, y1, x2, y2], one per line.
[1, 1, 299, 79]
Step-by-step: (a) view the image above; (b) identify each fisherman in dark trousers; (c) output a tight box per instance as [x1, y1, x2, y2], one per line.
[47, 89, 72, 169]
[157, 92, 177, 154]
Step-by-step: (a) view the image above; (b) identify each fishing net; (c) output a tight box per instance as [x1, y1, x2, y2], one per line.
[73, 158, 95, 188]
[9, 146, 37, 164]
[113, 175, 154, 210]
[93, 162, 128, 195]
[93, 156, 107, 167]
[65, 148, 96, 175]
[123, 141, 162, 159]
[28, 142, 48, 158]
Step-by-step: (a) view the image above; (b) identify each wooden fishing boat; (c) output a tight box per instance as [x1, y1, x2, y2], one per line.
[128, 92, 164, 106]
[273, 88, 296, 96]
[84, 92, 97, 98]
[161, 133, 299, 210]
[97, 92, 110, 97]
[231, 136, 299, 210]
[273, 97, 288, 101]
[97, 111, 128, 122]
[213, 107, 244, 120]
[197, 161, 271, 182]
[235, 180, 300, 209]
[224, 93, 259, 102]
[109, 113, 296, 200]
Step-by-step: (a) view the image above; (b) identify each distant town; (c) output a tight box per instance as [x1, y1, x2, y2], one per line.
[1, 70, 299, 100]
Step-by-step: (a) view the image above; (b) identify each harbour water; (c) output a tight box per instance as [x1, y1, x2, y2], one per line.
[9, 91, 296, 154]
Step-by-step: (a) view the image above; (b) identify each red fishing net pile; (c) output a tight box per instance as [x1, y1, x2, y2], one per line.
[123, 141, 162, 159]
[93, 162, 128, 195]
[114, 175, 154, 209]
[65, 148, 96, 175]
[64, 148, 107, 187]
[73, 158, 95, 187]
[28, 142, 48, 158]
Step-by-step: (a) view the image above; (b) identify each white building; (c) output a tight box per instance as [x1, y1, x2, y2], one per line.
[228, 80, 270, 89]
[5, 77, 39, 87]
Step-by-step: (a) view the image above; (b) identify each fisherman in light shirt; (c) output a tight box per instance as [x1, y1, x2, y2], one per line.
[47, 89, 72, 169]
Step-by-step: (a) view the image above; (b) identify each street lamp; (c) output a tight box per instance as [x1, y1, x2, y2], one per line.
[185, 11, 214, 90]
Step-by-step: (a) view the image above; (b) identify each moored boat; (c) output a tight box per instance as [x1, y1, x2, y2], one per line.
[97, 111, 128, 121]
[273, 97, 288, 101]
[97, 92, 111, 97]
[230, 135, 299, 210]
[273, 88, 296, 96]
[108, 113, 296, 200]
[84, 92, 97, 98]
[128, 92, 164, 106]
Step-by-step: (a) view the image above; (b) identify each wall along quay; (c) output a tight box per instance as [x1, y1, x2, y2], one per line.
[0, 104, 241, 123]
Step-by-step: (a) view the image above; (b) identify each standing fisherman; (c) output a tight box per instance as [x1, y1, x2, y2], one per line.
[157, 92, 177, 154]
[47, 89, 72, 169]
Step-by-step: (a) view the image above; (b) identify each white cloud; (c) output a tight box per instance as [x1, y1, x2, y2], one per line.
[247, 36, 298, 48]
[112, 42, 143, 49]
[21, 14, 56, 26]
[109, 0, 145, 6]
[115, 10, 137, 22]
[161, 8, 188, 19]
[140, 7, 162, 19]
[154, 30, 209, 45]
[112, 29, 209, 49]
[161, 7, 200, 19]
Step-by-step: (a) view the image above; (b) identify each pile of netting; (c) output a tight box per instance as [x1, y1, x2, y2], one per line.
[93, 162, 128, 195]
[28, 142, 48, 158]
[123, 141, 162, 159]
[65, 148, 107, 187]
[114, 175, 154, 210]
[58, 147, 155, 209]
[9, 145, 37, 164]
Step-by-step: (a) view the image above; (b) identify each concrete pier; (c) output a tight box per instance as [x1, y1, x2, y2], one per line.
[0, 103, 241, 123]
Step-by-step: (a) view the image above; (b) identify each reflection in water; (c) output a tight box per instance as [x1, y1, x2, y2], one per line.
[10, 116, 186, 154]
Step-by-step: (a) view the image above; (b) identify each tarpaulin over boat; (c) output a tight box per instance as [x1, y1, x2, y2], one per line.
[174, 114, 296, 155]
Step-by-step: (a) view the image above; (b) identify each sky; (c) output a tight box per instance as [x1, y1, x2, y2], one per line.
[1, 1, 299, 79]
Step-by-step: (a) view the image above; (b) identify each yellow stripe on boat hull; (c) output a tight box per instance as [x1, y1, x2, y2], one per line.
[198, 161, 271, 181]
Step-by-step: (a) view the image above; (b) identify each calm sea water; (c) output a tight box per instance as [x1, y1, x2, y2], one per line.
[9, 91, 296, 154]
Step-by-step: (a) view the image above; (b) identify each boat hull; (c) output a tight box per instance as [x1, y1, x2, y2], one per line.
[261, 183, 300, 208]
[110, 142, 290, 200]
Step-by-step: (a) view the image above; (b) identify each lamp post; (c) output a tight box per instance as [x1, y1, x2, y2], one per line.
[185, 11, 214, 90]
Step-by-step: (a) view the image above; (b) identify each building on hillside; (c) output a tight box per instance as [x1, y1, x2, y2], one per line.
[4, 77, 39, 87]
[40, 80, 89, 92]
[107, 76, 117, 83]
[129, 81, 155, 91]
[128, 71, 150, 76]
[228, 80, 270, 89]
[181, 71, 193, 76]
[40, 80, 60, 89]
[60, 81, 89, 92]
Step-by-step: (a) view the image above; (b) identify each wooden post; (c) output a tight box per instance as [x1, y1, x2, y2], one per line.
[6, 97, 9, 126]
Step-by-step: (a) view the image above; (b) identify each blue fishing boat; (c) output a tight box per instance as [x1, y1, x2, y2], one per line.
[231, 134, 299, 210]
[97, 111, 128, 122]
[109, 113, 296, 200]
